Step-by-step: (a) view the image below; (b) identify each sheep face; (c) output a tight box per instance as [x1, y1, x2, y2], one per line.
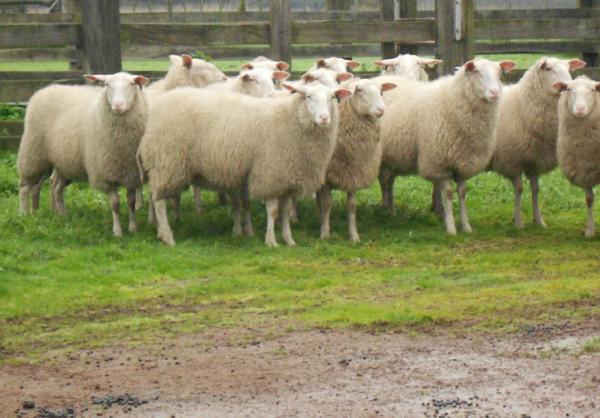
[301, 68, 353, 90]
[84, 72, 149, 114]
[315, 57, 361, 73]
[238, 68, 279, 97]
[537, 57, 586, 96]
[284, 84, 352, 127]
[350, 79, 396, 118]
[464, 59, 515, 102]
[555, 77, 600, 118]
[374, 54, 442, 80]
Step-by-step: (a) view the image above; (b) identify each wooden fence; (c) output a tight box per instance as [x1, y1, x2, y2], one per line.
[2, 0, 600, 149]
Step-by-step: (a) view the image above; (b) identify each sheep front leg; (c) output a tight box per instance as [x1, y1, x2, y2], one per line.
[107, 189, 123, 237]
[289, 197, 299, 223]
[230, 191, 243, 236]
[347, 191, 360, 243]
[127, 188, 138, 233]
[31, 176, 46, 211]
[51, 172, 67, 215]
[148, 196, 157, 225]
[378, 169, 395, 215]
[193, 185, 202, 215]
[528, 174, 547, 227]
[154, 198, 175, 246]
[585, 187, 595, 238]
[511, 175, 524, 229]
[241, 187, 254, 237]
[19, 183, 31, 214]
[135, 188, 144, 211]
[318, 186, 332, 240]
[280, 196, 296, 246]
[456, 177, 472, 233]
[439, 179, 457, 235]
[264, 198, 279, 248]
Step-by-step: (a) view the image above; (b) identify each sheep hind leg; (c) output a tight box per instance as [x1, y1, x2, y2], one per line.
[585, 187, 595, 238]
[230, 191, 243, 236]
[241, 187, 254, 237]
[456, 177, 472, 233]
[528, 174, 546, 227]
[512, 175, 524, 229]
[264, 198, 279, 248]
[127, 188, 138, 233]
[279, 196, 296, 246]
[134, 188, 144, 211]
[51, 172, 68, 215]
[318, 186, 332, 240]
[19, 183, 31, 214]
[148, 196, 157, 226]
[31, 175, 47, 211]
[440, 179, 457, 235]
[347, 191, 360, 243]
[431, 183, 444, 219]
[154, 198, 175, 246]
[107, 188, 123, 237]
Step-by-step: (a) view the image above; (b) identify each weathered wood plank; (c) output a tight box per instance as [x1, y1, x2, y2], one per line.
[0, 71, 84, 80]
[0, 136, 21, 152]
[270, 0, 291, 65]
[476, 18, 600, 40]
[0, 24, 80, 48]
[0, 120, 24, 136]
[121, 23, 271, 46]
[292, 19, 435, 44]
[398, 0, 418, 55]
[0, 46, 77, 61]
[80, 0, 122, 73]
[0, 79, 82, 102]
[0, 13, 76, 23]
[380, 0, 396, 58]
[436, 0, 475, 75]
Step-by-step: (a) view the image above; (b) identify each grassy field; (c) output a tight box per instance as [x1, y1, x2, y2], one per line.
[1, 146, 600, 364]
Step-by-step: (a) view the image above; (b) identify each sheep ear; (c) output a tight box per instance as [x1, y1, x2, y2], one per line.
[464, 60, 476, 72]
[334, 88, 352, 102]
[272, 71, 289, 81]
[241, 63, 254, 71]
[419, 58, 443, 67]
[538, 59, 548, 70]
[499, 61, 516, 74]
[552, 81, 568, 92]
[276, 61, 290, 71]
[316, 58, 327, 68]
[169, 55, 181, 65]
[301, 73, 316, 83]
[84, 74, 106, 84]
[283, 83, 306, 95]
[569, 59, 586, 71]
[133, 75, 149, 87]
[181, 54, 193, 69]
[595, 83, 600, 92]
[241, 73, 254, 82]
[336, 72, 353, 82]
[346, 60, 361, 69]
[381, 82, 397, 92]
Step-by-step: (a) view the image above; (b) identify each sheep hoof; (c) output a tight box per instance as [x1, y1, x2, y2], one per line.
[462, 224, 473, 233]
[349, 234, 361, 243]
[232, 227, 243, 237]
[284, 238, 296, 247]
[536, 219, 547, 228]
[265, 238, 279, 248]
[514, 219, 524, 229]
[584, 229, 595, 238]
[446, 227, 457, 235]
[158, 232, 176, 246]
[129, 223, 138, 234]
[243, 227, 255, 237]
[320, 232, 331, 240]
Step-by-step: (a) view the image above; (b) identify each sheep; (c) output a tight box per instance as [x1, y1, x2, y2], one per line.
[147, 54, 227, 93]
[373, 54, 442, 80]
[554, 76, 600, 237]
[204, 67, 289, 97]
[241, 56, 289, 72]
[317, 78, 396, 242]
[138, 83, 351, 247]
[490, 57, 586, 229]
[378, 59, 516, 234]
[18, 72, 149, 236]
[309, 57, 361, 73]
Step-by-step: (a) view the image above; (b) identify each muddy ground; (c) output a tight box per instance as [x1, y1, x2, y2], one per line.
[2, 321, 600, 418]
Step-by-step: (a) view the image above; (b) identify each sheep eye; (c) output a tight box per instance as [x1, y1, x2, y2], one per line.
[306, 95, 311, 99]
[546, 66, 552, 71]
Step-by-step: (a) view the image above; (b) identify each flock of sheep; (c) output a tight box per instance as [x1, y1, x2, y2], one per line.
[16, 52, 600, 246]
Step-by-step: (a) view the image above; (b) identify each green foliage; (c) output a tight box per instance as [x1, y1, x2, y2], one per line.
[191, 50, 213, 62]
[0, 104, 25, 121]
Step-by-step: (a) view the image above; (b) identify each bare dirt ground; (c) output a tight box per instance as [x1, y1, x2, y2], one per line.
[2, 321, 600, 418]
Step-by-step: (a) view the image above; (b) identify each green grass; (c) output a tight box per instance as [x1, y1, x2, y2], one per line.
[1, 147, 600, 364]
[0, 53, 576, 73]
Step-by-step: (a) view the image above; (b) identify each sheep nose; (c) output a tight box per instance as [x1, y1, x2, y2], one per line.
[489, 88, 500, 98]
[111, 100, 125, 112]
[575, 105, 586, 114]
[318, 114, 330, 125]
[377, 106, 385, 115]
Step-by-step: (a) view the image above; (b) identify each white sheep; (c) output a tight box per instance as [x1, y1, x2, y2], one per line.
[241, 56, 290, 72]
[18, 72, 149, 236]
[379, 59, 516, 234]
[148, 54, 227, 93]
[555, 76, 600, 237]
[309, 57, 361, 73]
[317, 78, 396, 242]
[138, 83, 351, 247]
[373, 54, 442, 80]
[490, 57, 586, 228]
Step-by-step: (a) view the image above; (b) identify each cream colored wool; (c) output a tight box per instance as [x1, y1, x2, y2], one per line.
[139, 86, 342, 246]
[148, 55, 226, 94]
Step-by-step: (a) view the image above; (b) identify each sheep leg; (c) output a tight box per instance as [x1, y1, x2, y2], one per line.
[528, 174, 546, 227]
[107, 189, 123, 237]
[456, 177, 472, 233]
[193, 185, 202, 215]
[241, 187, 254, 237]
[19, 183, 31, 214]
[512, 176, 524, 229]
[135, 188, 144, 211]
[51, 173, 68, 215]
[148, 196, 157, 226]
[440, 179, 457, 235]
[379, 169, 395, 215]
[154, 198, 175, 246]
[431, 183, 444, 219]
[230, 191, 243, 236]
[264, 198, 279, 248]
[289, 197, 299, 223]
[347, 191, 360, 243]
[172, 194, 181, 222]
[585, 187, 595, 238]
[280, 196, 296, 246]
[127, 188, 138, 233]
[31, 176, 46, 211]
[318, 186, 332, 240]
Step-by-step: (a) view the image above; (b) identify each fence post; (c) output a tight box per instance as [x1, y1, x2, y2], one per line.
[580, 0, 600, 66]
[435, 0, 474, 75]
[270, 0, 292, 68]
[79, 0, 122, 74]
[380, 0, 396, 59]
[398, 0, 418, 55]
